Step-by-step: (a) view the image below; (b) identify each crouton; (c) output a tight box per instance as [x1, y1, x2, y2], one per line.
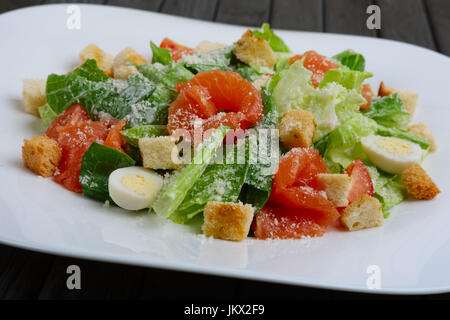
[252, 74, 271, 92]
[407, 122, 437, 152]
[113, 47, 147, 68]
[113, 64, 138, 80]
[22, 136, 61, 177]
[317, 173, 352, 207]
[378, 82, 418, 115]
[79, 43, 113, 76]
[22, 79, 46, 116]
[112, 47, 146, 79]
[194, 40, 226, 54]
[279, 109, 316, 148]
[234, 30, 277, 68]
[202, 201, 254, 241]
[139, 136, 181, 170]
[340, 194, 384, 231]
[402, 163, 440, 200]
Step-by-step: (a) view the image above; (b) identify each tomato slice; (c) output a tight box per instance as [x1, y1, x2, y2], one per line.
[360, 84, 375, 110]
[160, 37, 194, 62]
[104, 119, 127, 153]
[46, 104, 89, 139]
[289, 50, 338, 87]
[270, 148, 339, 227]
[252, 203, 324, 239]
[344, 158, 374, 203]
[45, 105, 120, 193]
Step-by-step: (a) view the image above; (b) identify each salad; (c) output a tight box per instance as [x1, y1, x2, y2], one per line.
[21, 23, 440, 241]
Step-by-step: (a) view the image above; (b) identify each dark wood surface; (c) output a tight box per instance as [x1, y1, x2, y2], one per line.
[1, 0, 449, 300]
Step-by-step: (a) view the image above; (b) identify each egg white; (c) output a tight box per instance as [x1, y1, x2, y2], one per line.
[108, 166, 163, 211]
[361, 135, 423, 174]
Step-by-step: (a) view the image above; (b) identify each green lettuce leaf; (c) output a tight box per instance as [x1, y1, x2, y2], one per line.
[367, 166, 406, 216]
[150, 41, 173, 65]
[79, 142, 135, 202]
[362, 93, 411, 128]
[253, 23, 290, 53]
[38, 103, 58, 129]
[316, 114, 378, 172]
[319, 68, 372, 92]
[376, 125, 430, 150]
[180, 46, 233, 73]
[332, 50, 366, 71]
[272, 61, 366, 141]
[151, 126, 230, 220]
[137, 62, 170, 82]
[171, 145, 249, 224]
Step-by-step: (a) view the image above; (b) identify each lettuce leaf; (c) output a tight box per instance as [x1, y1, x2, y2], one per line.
[180, 46, 233, 73]
[272, 61, 366, 141]
[150, 41, 173, 65]
[253, 23, 290, 53]
[152, 126, 230, 219]
[332, 50, 366, 71]
[319, 68, 372, 92]
[38, 103, 58, 129]
[362, 93, 411, 128]
[367, 166, 406, 217]
[137, 63, 170, 82]
[170, 145, 248, 224]
[79, 142, 135, 202]
[316, 114, 378, 172]
[376, 125, 429, 150]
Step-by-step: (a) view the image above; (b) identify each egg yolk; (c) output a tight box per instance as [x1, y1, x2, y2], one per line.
[121, 175, 156, 196]
[375, 138, 412, 155]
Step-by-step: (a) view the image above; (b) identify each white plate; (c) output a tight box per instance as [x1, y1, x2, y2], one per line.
[1, 4, 449, 295]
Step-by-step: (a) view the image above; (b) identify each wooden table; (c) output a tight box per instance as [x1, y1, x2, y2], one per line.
[1, 0, 449, 299]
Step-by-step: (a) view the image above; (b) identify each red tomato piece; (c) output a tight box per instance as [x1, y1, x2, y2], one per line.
[104, 119, 127, 153]
[344, 158, 374, 203]
[160, 37, 194, 62]
[168, 70, 263, 139]
[252, 203, 324, 239]
[289, 50, 338, 87]
[270, 148, 339, 227]
[46, 105, 111, 193]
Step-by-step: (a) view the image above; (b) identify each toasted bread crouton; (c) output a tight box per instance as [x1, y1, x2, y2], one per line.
[22, 79, 46, 116]
[139, 136, 181, 170]
[407, 122, 437, 152]
[402, 163, 440, 200]
[79, 43, 113, 76]
[317, 173, 352, 207]
[113, 64, 138, 80]
[378, 82, 418, 115]
[112, 47, 146, 79]
[202, 201, 254, 241]
[22, 136, 61, 177]
[252, 74, 271, 92]
[340, 194, 384, 231]
[194, 40, 226, 54]
[113, 47, 147, 68]
[279, 109, 316, 148]
[234, 30, 277, 68]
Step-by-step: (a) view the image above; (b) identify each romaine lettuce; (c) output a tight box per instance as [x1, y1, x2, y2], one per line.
[79, 142, 135, 202]
[38, 103, 58, 129]
[272, 61, 366, 141]
[253, 23, 290, 53]
[319, 68, 372, 92]
[151, 126, 230, 219]
[150, 41, 173, 65]
[362, 93, 411, 128]
[316, 114, 378, 172]
[332, 50, 366, 72]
